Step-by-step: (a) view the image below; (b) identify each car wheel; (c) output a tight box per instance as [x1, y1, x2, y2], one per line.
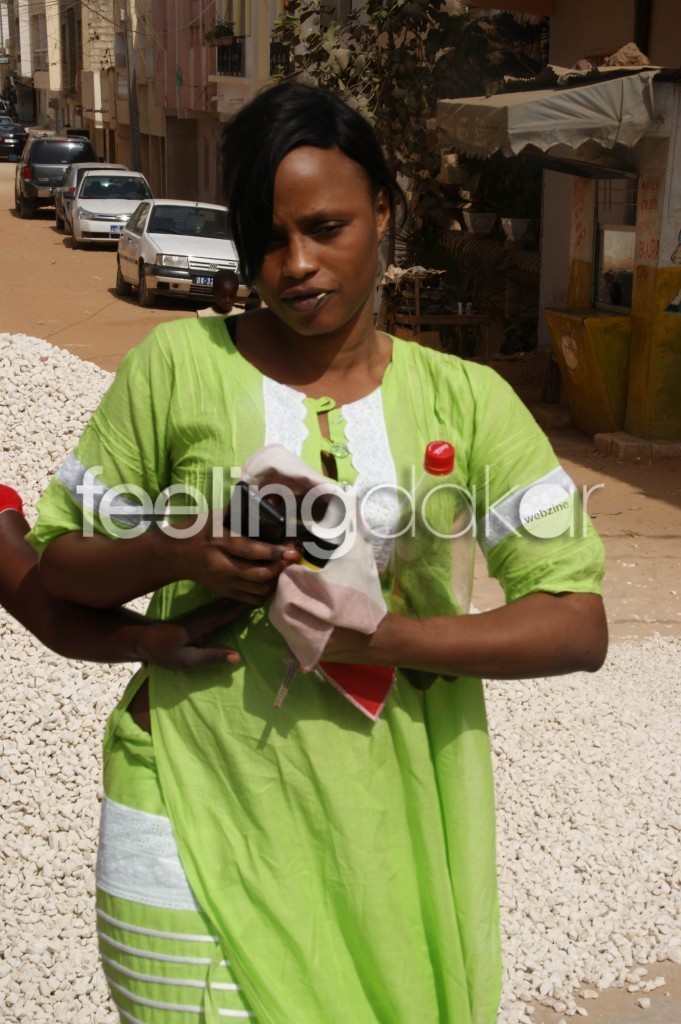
[71, 223, 80, 249]
[19, 194, 34, 219]
[55, 209, 64, 231]
[137, 269, 155, 307]
[14, 190, 20, 212]
[116, 260, 133, 297]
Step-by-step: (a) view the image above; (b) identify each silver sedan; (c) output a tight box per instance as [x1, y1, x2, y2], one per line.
[70, 170, 153, 248]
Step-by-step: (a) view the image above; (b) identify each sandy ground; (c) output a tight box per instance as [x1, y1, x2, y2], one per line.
[1, 161, 680, 1020]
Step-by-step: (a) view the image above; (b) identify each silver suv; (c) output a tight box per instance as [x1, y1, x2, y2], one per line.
[15, 135, 99, 218]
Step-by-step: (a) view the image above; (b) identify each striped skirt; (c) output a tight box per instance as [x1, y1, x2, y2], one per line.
[96, 708, 256, 1023]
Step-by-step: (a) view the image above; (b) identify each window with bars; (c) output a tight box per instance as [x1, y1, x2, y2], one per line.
[594, 177, 637, 311]
[217, 39, 245, 76]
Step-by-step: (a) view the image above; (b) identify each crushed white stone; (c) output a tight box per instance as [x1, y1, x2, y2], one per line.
[1, 333, 680, 1023]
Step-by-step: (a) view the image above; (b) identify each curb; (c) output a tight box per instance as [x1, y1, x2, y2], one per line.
[593, 432, 681, 462]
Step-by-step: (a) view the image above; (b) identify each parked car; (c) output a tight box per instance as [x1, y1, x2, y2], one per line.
[70, 170, 153, 248]
[15, 135, 99, 218]
[0, 123, 28, 162]
[115, 199, 243, 307]
[55, 161, 127, 231]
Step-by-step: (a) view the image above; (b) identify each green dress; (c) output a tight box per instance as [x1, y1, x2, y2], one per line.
[29, 317, 604, 1024]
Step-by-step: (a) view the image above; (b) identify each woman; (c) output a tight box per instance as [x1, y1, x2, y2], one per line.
[30, 82, 607, 1024]
[0, 483, 244, 668]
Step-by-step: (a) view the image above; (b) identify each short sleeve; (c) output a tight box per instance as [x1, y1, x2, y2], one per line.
[465, 364, 604, 603]
[27, 327, 174, 555]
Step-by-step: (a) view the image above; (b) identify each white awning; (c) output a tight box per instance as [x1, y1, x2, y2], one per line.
[436, 71, 660, 159]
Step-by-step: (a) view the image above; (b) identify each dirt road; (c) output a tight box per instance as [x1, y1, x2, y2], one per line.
[0, 162, 196, 370]
[1, 159, 680, 1021]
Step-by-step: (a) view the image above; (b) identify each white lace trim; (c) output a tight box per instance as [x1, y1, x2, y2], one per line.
[96, 796, 201, 911]
[342, 389, 400, 572]
[261, 377, 399, 570]
[263, 377, 308, 455]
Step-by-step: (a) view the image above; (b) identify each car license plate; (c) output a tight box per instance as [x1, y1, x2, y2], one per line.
[195, 275, 213, 286]
[110, 225, 124, 236]
[38, 188, 52, 197]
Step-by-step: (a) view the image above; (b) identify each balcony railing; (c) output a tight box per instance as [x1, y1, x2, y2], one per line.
[216, 38, 245, 77]
[34, 47, 49, 72]
[270, 41, 293, 77]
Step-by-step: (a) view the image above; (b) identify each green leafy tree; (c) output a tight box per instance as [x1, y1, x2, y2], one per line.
[274, 2, 547, 264]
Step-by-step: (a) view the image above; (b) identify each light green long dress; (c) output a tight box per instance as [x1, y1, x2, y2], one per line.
[29, 317, 604, 1024]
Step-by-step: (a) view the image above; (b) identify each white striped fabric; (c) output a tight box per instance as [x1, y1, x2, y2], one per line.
[99, 929, 229, 966]
[106, 975, 252, 1017]
[97, 906, 218, 942]
[100, 951, 240, 991]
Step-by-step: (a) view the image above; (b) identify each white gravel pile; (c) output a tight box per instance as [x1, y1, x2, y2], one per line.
[490, 643, 681, 1022]
[1, 333, 680, 1023]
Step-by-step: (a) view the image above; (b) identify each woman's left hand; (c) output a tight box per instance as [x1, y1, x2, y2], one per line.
[134, 599, 250, 669]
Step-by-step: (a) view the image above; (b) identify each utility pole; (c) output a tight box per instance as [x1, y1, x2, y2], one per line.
[122, 0, 140, 170]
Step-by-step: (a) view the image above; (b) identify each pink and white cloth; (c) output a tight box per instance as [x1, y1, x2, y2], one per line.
[239, 446, 394, 720]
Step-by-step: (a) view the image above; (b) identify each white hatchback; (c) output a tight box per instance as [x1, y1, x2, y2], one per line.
[71, 170, 153, 248]
[115, 198, 242, 307]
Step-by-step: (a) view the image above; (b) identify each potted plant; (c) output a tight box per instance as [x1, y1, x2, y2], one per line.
[464, 156, 541, 245]
[500, 216, 531, 244]
[461, 193, 497, 238]
[205, 20, 235, 44]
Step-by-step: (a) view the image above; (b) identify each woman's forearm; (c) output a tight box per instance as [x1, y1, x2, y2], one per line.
[16, 587, 155, 662]
[334, 592, 608, 680]
[38, 519, 299, 608]
[39, 528, 182, 606]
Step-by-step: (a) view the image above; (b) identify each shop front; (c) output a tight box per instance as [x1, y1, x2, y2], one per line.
[437, 66, 681, 440]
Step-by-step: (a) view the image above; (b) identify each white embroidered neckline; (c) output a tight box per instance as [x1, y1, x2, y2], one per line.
[342, 390, 399, 572]
[261, 378, 400, 572]
[263, 377, 308, 454]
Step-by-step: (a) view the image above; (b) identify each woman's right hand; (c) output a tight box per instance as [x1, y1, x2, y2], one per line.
[166, 510, 300, 604]
[39, 509, 300, 609]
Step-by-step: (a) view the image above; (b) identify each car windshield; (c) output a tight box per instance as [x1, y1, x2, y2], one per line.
[148, 206, 230, 239]
[80, 175, 152, 201]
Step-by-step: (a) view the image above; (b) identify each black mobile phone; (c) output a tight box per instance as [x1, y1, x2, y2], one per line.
[226, 481, 287, 545]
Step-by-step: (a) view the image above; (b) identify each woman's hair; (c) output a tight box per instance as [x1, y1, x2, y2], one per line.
[220, 81, 404, 284]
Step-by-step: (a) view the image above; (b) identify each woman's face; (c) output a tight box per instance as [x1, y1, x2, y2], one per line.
[254, 146, 390, 337]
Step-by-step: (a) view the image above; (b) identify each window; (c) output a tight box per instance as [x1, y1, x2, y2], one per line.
[79, 175, 152, 201]
[128, 203, 151, 234]
[31, 139, 97, 163]
[594, 177, 637, 311]
[220, 0, 250, 36]
[595, 226, 636, 310]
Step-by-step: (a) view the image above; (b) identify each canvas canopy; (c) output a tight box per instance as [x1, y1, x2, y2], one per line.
[436, 70, 659, 160]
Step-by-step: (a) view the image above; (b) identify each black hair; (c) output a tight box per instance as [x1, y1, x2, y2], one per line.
[213, 268, 240, 293]
[220, 81, 404, 284]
